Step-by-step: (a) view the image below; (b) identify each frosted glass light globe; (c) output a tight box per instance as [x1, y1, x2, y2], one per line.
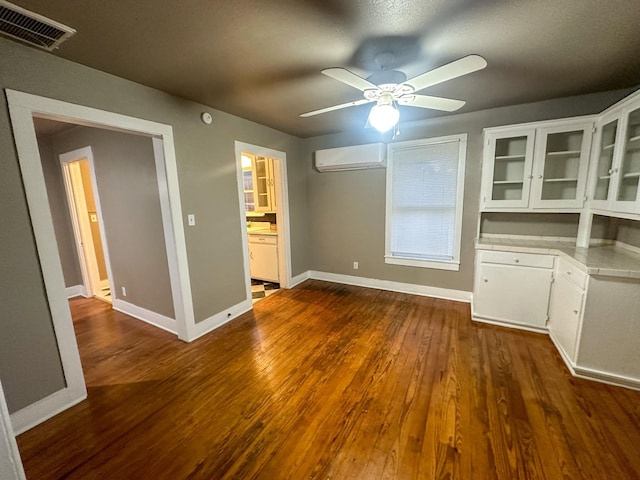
[368, 103, 399, 133]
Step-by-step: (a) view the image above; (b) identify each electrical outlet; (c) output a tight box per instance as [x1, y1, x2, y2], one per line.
[353, 261, 359, 270]
[122, 286, 127, 297]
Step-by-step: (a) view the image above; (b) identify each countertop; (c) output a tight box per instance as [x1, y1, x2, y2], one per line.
[476, 236, 640, 279]
[247, 227, 278, 236]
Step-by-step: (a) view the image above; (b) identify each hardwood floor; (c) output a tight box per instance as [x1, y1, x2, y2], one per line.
[17, 280, 640, 479]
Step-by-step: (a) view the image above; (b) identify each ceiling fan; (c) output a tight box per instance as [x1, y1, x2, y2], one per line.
[300, 54, 487, 133]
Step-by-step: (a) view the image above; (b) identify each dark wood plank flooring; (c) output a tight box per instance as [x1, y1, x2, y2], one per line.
[17, 280, 640, 479]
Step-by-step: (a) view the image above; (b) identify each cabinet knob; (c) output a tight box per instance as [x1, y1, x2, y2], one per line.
[514, 258, 520, 263]
[483, 278, 488, 283]
[567, 271, 571, 275]
[608, 168, 614, 175]
[573, 309, 579, 314]
[538, 174, 543, 179]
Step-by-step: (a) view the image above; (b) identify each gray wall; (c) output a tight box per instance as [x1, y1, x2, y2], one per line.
[613, 218, 640, 248]
[0, 36, 309, 413]
[50, 126, 175, 318]
[38, 132, 82, 287]
[303, 89, 632, 293]
[480, 213, 580, 238]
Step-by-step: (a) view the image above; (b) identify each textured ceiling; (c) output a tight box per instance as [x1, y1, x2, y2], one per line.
[9, 0, 640, 137]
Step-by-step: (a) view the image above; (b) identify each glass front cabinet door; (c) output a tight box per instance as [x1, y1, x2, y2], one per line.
[612, 105, 640, 213]
[529, 122, 593, 209]
[253, 155, 277, 212]
[589, 113, 621, 210]
[482, 129, 536, 209]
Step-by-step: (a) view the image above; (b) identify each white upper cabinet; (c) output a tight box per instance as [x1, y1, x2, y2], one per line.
[589, 112, 622, 210]
[612, 104, 640, 213]
[588, 91, 640, 214]
[482, 119, 593, 211]
[482, 128, 536, 209]
[253, 155, 277, 212]
[530, 122, 593, 209]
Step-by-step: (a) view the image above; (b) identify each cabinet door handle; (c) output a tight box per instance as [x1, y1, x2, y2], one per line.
[250, 252, 254, 259]
[608, 168, 614, 175]
[483, 278, 488, 283]
[573, 309, 579, 314]
[566, 271, 571, 275]
[514, 258, 520, 263]
[538, 174, 543, 179]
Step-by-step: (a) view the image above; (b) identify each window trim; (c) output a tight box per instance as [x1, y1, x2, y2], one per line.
[384, 133, 467, 270]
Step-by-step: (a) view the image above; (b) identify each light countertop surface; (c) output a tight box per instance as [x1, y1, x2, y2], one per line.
[476, 236, 640, 279]
[247, 227, 278, 236]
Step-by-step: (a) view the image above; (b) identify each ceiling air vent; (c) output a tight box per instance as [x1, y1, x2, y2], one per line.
[0, 0, 75, 51]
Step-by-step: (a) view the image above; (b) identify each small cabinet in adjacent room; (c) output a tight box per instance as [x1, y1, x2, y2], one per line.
[473, 250, 555, 331]
[249, 234, 279, 283]
[242, 153, 277, 213]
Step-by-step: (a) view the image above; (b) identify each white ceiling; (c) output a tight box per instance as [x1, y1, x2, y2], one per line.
[10, 0, 640, 137]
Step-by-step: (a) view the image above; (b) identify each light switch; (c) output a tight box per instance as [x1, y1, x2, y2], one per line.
[187, 214, 196, 226]
[90, 214, 97, 223]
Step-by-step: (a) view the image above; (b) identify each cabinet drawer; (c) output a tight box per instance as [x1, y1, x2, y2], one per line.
[480, 250, 554, 269]
[249, 234, 277, 245]
[557, 258, 588, 289]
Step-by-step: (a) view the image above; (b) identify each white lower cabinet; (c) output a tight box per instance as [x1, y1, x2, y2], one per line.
[548, 259, 587, 363]
[473, 250, 554, 331]
[249, 235, 278, 282]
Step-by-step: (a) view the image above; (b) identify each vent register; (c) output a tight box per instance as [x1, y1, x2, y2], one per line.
[0, 0, 75, 50]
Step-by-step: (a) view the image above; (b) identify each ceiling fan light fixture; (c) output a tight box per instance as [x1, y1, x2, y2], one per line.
[368, 101, 399, 133]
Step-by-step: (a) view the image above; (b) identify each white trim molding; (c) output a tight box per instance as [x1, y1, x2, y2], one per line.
[65, 285, 87, 298]
[0, 381, 26, 479]
[192, 299, 253, 340]
[573, 366, 640, 391]
[112, 299, 177, 335]
[309, 271, 472, 303]
[4, 89, 197, 433]
[289, 271, 310, 288]
[10, 386, 86, 436]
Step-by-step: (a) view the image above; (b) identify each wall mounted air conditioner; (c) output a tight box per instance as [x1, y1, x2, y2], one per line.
[315, 143, 386, 172]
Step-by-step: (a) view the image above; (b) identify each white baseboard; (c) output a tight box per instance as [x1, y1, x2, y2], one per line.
[309, 271, 472, 303]
[112, 299, 177, 335]
[10, 386, 86, 435]
[288, 271, 310, 288]
[191, 298, 253, 341]
[573, 366, 640, 391]
[65, 284, 87, 298]
[471, 314, 548, 334]
[1, 382, 26, 480]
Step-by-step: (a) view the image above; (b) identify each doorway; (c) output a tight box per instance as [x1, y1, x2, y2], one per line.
[6, 90, 196, 436]
[60, 148, 113, 304]
[235, 142, 292, 305]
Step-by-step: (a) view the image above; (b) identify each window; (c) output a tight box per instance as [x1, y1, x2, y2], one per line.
[385, 134, 467, 270]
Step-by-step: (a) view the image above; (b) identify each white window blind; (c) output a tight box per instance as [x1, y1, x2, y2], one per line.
[386, 135, 466, 269]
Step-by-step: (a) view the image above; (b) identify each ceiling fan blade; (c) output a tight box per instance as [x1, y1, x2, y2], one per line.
[398, 94, 466, 112]
[300, 98, 374, 117]
[321, 67, 379, 92]
[402, 55, 487, 93]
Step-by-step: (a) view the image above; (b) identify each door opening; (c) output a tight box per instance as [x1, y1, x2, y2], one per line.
[60, 149, 113, 304]
[235, 142, 292, 306]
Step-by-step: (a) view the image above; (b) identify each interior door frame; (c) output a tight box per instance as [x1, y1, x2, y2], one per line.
[234, 141, 292, 302]
[60, 147, 114, 299]
[6, 89, 196, 434]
